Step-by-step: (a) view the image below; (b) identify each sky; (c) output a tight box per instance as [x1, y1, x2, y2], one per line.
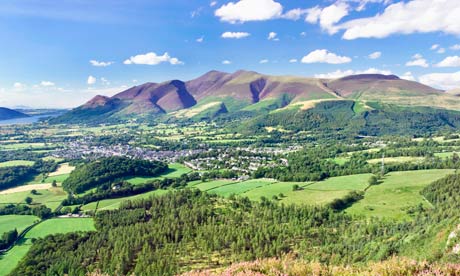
[1, 0, 460, 108]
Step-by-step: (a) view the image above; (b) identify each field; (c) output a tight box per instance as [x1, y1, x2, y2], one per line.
[367, 156, 425, 164]
[346, 169, 454, 220]
[48, 163, 75, 176]
[81, 189, 169, 212]
[125, 163, 191, 185]
[0, 187, 67, 211]
[0, 160, 34, 168]
[0, 218, 95, 276]
[0, 215, 38, 234]
[189, 179, 237, 191]
[207, 179, 277, 197]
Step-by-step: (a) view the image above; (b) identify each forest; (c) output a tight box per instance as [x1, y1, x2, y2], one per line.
[10, 172, 460, 276]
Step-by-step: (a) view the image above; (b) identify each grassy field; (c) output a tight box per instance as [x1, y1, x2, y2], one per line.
[346, 169, 454, 220]
[207, 179, 277, 197]
[0, 160, 34, 168]
[125, 163, 192, 185]
[190, 179, 237, 191]
[81, 189, 169, 212]
[306, 174, 372, 191]
[331, 157, 350, 165]
[42, 173, 70, 184]
[367, 156, 425, 164]
[0, 187, 67, 211]
[0, 218, 95, 276]
[0, 215, 39, 235]
[434, 152, 457, 158]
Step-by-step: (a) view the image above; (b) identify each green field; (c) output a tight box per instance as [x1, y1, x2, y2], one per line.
[0, 218, 95, 276]
[434, 152, 457, 158]
[306, 174, 372, 191]
[125, 163, 191, 185]
[42, 173, 70, 183]
[191, 179, 237, 191]
[0, 187, 67, 211]
[81, 189, 169, 212]
[367, 156, 425, 164]
[207, 179, 277, 197]
[0, 215, 39, 235]
[0, 160, 35, 168]
[346, 169, 454, 220]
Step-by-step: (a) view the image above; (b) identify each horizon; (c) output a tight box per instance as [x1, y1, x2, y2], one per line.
[0, 0, 459, 108]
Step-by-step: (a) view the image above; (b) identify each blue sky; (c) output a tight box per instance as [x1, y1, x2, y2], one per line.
[1, 0, 460, 108]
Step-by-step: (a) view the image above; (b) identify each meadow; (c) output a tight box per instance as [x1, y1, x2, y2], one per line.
[125, 163, 191, 185]
[0, 187, 67, 211]
[0, 215, 38, 234]
[0, 160, 34, 168]
[0, 218, 95, 276]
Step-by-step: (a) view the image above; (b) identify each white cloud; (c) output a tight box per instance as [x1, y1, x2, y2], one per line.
[259, 59, 269, 64]
[305, 3, 349, 34]
[314, 68, 392, 79]
[101, 77, 110, 85]
[406, 54, 429, 68]
[419, 71, 460, 90]
[267, 32, 278, 40]
[210, 1, 217, 7]
[339, 0, 460, 40]
[436, 56, 460, 67]
[222, 60, 232, 64]
[451, 44, 460, 51]
[368, 51, 381, 59]
[40, 81, 55, 87]
[196, 36, 204, 43]
[400, 71, 415, 81]
[215, 0, 283, 23]
[13, 82, 25, 89]
[123, 52, 183, 65]
[300, 32, 307, 37]
[301, 49, 352, 64]
[90, 60, 114, 67]
[431, 44, 440, 50]
[282, 8, 309, 20]
[437, 48, 446, 54]
[87, 75, 97, 85]
[221, 32, 250, 39]
[289, 59, 298, 63]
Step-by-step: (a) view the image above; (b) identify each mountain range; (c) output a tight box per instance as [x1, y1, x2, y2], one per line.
[53, 70, 460, 131]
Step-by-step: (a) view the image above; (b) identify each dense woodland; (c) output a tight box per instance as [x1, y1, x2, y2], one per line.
[62, 157, 168, 193]
[11, 172, 460, 276]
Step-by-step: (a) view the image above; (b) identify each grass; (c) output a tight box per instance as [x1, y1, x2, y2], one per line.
[306, 174, 372, 191]
[0, 160, 34, 168]
[81, 189, 169, 212]
[0, 215, 39, 234]
[434, 152, 457, 158]
[346, 169, 454, 220]
[43, 173, 70, 184]
[367, 156, 425, 164]
[190, 179, 237, 191]
[0, 218, 95, 276]
[207, 179, 277, 197]
[331, 157, 350, 165]
[125, 163, 192, 185]
[0, 187, 67, 211]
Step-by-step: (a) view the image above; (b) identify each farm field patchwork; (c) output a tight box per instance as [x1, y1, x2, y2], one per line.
[0, 187, 67, 211]
[346, 169, 454, 220]
[0, 215, 39, 235]
[0, 218, 95, 276]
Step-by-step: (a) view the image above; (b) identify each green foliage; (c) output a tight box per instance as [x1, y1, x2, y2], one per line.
[62, 157, 168, 193]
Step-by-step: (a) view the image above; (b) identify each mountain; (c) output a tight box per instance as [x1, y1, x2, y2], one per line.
[54, 70, 460, 125]
[0, 107, 29, 121]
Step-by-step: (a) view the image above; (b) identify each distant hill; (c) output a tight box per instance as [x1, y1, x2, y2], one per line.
[53, 70, 460, 127]
[0, 107, 29, 121]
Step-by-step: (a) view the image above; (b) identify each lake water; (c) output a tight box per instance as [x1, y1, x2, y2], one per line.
[0, 112, 64, 126]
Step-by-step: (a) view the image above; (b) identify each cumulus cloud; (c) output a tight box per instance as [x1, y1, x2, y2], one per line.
[267, 32, 278, 40]
[222, 60, 232, 64]
[196, 37, 204, 43]
[210, 1, 217, 7]
[221, 32, 250, 39]
[339, 0, 460, 40]
[301, 49, 352, 64]
[436, 56, 460, 67]
[289, 59, 298, 63]
[451, 44, 460, 51]
[305, 3, 349, 34]
[13, 82, 25, 89]
[215, 0, 283, 23]
[314, 68, 392, 79]
[431, 44, 440, 50]
[123, 52, 183, 65]
[368, 51, 381, 59]
[282, 8, 309, 20]
[40, 81, 55, 87]
[90, 60, 114, 67]
[419, 71, 460, 90]
[87, 76, 97, 85]
[406, 54, 429, 68]
[259, 59, 269, 64]
[400, 71, 416, 81]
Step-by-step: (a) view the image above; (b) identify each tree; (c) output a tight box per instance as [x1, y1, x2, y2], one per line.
[52, 180, 57, 187]
[25, 197, 33, 204]
[31, 189, 38, 195]
[368, 176, 379, 186]
[292, 184, 300, 191]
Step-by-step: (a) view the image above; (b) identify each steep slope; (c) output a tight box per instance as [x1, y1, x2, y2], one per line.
[0, 107, 29, 121]
[54, 70, 460, 124]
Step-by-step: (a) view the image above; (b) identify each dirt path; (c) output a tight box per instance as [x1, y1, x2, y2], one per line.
[0, 183, 51, 195]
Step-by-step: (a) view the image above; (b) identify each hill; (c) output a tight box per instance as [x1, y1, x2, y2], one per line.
[52, 71, 460, 131]
[0, 107, 29, 121]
